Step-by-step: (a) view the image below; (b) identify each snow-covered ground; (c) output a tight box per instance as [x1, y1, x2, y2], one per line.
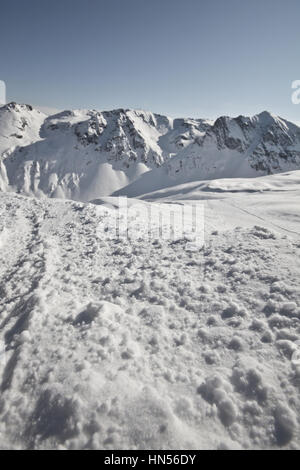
[0, 171, 300, 449]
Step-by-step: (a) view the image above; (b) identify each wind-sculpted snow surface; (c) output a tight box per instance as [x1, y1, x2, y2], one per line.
[1, 103, 300, 201]
[0, 190, 300, 449]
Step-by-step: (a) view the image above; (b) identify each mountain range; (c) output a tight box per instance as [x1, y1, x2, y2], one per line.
[1, 102, 300, 201]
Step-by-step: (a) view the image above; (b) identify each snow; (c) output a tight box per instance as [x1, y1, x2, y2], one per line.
[1, 102, 300, 449]
[1, 103, 300, 201]
[0, 174, 300, 449]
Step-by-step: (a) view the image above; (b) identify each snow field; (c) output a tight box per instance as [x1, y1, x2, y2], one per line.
[0, 191, 300, 449]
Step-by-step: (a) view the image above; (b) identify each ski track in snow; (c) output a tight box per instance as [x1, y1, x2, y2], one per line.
[0, 191, 300, 449]
[221, 200, 300, 237]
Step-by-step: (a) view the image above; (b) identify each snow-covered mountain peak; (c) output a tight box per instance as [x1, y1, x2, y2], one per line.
[1, 102, 300, 200]
[0, 102, 46, 156]
[255, 109, 277, 120]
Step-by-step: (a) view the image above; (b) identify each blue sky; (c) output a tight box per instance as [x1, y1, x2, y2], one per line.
[1, 0, 300, 121]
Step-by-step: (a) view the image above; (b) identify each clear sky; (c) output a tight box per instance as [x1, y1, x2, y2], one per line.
[1, 0, 300, 122]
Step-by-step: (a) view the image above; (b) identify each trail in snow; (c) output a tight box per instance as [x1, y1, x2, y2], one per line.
[209, 199, 300, 238]
[0, 191, 300, 449]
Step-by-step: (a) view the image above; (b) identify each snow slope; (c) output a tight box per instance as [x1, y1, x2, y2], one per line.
[135, 169, 300, 198]
[0, 185, 300, 449]
[1, 103, 300, 201]
[0, 103, 46, 192]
